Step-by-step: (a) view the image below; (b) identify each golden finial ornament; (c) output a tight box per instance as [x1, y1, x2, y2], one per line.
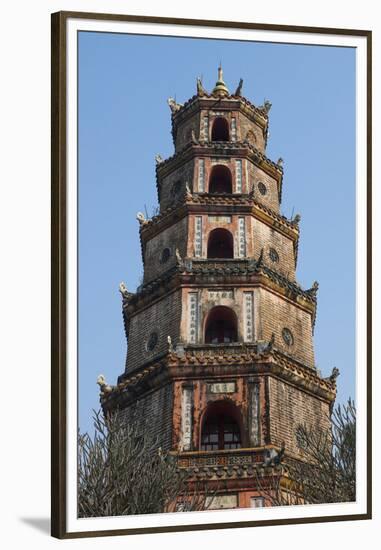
[212, 63, 229, 97]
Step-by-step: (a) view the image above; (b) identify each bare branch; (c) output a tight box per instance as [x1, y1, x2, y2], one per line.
[78, 409, 213, 517]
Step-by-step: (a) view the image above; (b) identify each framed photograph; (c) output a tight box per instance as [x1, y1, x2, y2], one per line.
[51, 11, 372, 539]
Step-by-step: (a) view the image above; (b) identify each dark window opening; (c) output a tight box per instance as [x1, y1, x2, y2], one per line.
[258, 181, 267, 195]
[211, 117, 230, 141]
[207, 228, 234, 259]
[208, 165, 232, 194]
[282, 327, 294, 346]
[269, 248, 279, 263]
[146, 331, 158, 351]
[171, 180, 182, 198]
[205, 306, 238, 344]
[160, 247, 171, 264]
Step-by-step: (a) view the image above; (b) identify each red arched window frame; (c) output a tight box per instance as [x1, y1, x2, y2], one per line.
[204, 306, 238, 344]
[208, 165, 232, 194]
[207, 228, 234, 259]
[211, 117, 230, 141]
[200, 401, 243, 450]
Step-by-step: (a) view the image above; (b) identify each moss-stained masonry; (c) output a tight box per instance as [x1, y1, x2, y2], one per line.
[125, 289, 182, 372]
[120, 383, 174, 451]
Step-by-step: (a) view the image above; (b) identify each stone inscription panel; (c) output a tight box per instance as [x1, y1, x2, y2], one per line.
[206, 494, 238, 510]
[208, 215, 232, 224]
[194, 216, 202, 257]
[188, 292, 198, 344]
[208, 382, 236, 394]
[180, 386, 193, 451]
[244, 291, 254, 342]
[238, 217, 246, 257]
[198, 159, 205, 192]
[235, 159, 242, 193]
[249, 383, 260, 446]
[208, 289, 234, 300]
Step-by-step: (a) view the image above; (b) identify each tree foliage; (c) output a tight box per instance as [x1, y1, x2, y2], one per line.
[78, 409, 208, 517]
[253, 398, 356, 506]
[293, 398, 356, 504]
[78, 399, 356, 516]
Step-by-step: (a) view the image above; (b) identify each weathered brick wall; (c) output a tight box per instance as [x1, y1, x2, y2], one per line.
[180, 287, 260, 345]
[179, 286, 313, 360]
[238, 112, 265, 152]
[268, 376, 331, 456]
[173, 378, 249, 451]
[247, 161, 280, 212]
[186, 213, 294, 273]
[159, 159, 194, 212]
[174, 112, 200, 151]
[192, 156, 250, 194]
[187, 213, 250, 259]
[199, 288, 243, 343]
[172, 375, 267, 451]
[192, 156, 279, 205]
[120, 383, 174, 451]
[143, 217, 188, 283]
[251, 217, 296, 279]
[207, 110, 236, 142]
[173, 104, 266, 153]
[257, 288, 315, 368]
[126, 290, 182, 372]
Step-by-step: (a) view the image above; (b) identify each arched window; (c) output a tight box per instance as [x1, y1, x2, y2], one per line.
[208, 165, 232, 194]
[205, 306, 238, 344]
[207, 228, 234, 259]
[201, 401, 242, 450]
[211, 117, 230, 141]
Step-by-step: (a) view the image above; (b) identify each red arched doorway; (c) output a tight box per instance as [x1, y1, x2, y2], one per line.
[211, 117, 230, 141]
[207, 228, 234, 259]
[208, 165, 232, 194]
[204, 306, 238, 344]
[200, 400, 243, 450]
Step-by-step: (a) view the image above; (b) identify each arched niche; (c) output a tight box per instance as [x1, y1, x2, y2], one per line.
[207, 228, 234, 259]
[211, 117, 230, 141]
[200, 400, 243, 451]
[204, 306, 238, 344]
[208, 165, 232, 194]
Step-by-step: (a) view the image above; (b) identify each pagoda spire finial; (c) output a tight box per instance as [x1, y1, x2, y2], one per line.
[218, 62, 223, 81]
[212, 63, 229, 97]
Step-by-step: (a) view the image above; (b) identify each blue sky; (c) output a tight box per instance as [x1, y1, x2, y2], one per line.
[78, 31, 356, 435]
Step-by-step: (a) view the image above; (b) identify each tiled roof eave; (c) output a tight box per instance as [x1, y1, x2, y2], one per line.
[140, 195, 297, 239]
[171, 94, 269, 124]
[100, 345, 336, 405]
[156, 140, 282, 176]
[122, 260, 317, 313]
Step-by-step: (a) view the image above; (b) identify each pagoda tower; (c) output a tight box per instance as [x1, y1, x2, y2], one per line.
[100, 67, 337, 510]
